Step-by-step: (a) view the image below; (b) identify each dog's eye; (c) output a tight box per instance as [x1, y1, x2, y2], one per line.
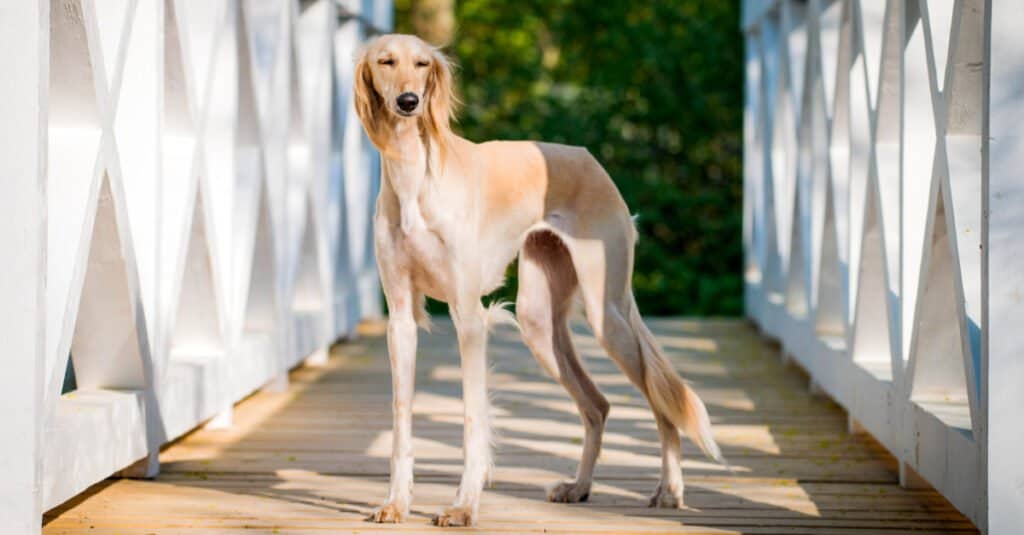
[378, 58, 395, 66]
[415, 60, 430, 68]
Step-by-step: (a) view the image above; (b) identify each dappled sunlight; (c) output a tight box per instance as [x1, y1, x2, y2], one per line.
[656, 335, 720, 353]
[413, 390, 513, 416]
[687, 480, 821, 517]
[680, 458, 748, 474]
[433, 413, 659, 449]
[663, 359, 733, 378]
[702, 393, 759, 412]
[429, 363, 519, 385]
[364, 431, 463, 459]
[518, 395, 657, 420]
[500, 435, 746, 475]
[632, 421, 784, 456]
[492, 379, 573, 396]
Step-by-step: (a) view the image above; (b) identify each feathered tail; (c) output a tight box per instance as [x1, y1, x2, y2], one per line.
[627, 300, 727, 466]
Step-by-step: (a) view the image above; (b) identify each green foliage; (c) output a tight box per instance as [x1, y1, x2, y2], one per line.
[394, 0, 743, 316]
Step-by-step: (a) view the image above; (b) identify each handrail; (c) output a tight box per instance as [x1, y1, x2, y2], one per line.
[0, 1, 391, 532]
[741, 1, 1023, 533]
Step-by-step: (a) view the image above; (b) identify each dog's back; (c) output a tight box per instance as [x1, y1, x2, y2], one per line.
[473, 140, 632, 237]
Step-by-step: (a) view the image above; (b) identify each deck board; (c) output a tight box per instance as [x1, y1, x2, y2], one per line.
[43, 318, 977, 534]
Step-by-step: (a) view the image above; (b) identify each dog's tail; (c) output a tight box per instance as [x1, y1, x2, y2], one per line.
[627, 299, 727, 466]
[484, 300, 518, 332]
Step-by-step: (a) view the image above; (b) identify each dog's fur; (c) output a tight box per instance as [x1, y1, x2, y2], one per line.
[354, 34, 724, 527]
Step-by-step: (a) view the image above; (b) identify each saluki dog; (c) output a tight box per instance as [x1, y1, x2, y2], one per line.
[354, 34, 724, 527]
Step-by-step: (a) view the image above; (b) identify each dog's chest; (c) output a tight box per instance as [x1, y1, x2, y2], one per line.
[381, 154, 488, 300]
[397, 198, 456, 298]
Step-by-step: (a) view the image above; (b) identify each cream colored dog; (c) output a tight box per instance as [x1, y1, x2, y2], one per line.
[354, 34, 724, 527]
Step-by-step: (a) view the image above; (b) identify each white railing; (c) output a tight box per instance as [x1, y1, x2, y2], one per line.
[0, 1, 390, 531]
[742, 1, 1023, 532]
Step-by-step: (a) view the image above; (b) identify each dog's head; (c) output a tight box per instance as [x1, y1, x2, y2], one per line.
[354, 34, 456, 155]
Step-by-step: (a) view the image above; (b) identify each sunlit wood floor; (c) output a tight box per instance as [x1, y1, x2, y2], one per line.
[44, 318, 976, 534]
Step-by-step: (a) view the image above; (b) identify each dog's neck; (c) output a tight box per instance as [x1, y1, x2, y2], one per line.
[382, 117, 438, 233]
[382, 117, 440, 168]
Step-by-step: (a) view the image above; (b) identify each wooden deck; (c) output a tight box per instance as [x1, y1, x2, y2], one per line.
[43, 319, 976, 534]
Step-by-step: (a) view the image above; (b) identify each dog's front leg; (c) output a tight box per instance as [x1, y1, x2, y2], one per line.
[433, 302, 490, 527]
[368, 285, 418, 523]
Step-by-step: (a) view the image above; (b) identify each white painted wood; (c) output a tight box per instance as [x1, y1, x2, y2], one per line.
[985, 2, 1024, 532]
[743, 1, 1003, 531]
[263, 373, 291, 394]
[45, 390, 149, 504]
[0, 3, 46, 533]
[0, 0, 390, 525]
[203, 405, 235, 430]
[304, 347, 331, 367]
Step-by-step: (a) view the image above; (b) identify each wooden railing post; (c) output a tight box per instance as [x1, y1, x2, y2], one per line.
[0, 2, 47, 533]
[984, 2, 1024, 532]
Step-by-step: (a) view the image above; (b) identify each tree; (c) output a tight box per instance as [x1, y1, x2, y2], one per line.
[408, 0, 455, 46]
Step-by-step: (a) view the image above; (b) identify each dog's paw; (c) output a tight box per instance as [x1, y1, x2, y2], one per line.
[647, 483, 683, 508]
[432, 506, 475, 527]
[546, 480, 591, 503]
[367, 502, 406, 523]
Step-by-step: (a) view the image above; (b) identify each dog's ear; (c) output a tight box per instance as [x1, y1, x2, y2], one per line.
[353, 44, 388, 151]
[423, 48, 457, 158]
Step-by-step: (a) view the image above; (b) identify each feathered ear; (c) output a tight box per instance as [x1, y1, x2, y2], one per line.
[353, 43, 389, 152]
[423, 48, 458, 160]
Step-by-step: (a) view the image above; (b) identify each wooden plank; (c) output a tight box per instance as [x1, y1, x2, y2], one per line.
[43, 319, 976, 533]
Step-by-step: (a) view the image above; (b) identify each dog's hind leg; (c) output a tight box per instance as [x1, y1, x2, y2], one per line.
[565, 222, 722, 509]
[517, 230, 610, 503]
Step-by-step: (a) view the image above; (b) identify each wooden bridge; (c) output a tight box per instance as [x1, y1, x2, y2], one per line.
[43, 319, 974, 534]
[6, 1, 1022, 532]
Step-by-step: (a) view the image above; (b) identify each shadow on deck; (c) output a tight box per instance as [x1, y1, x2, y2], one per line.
[43, 319, 976, 534]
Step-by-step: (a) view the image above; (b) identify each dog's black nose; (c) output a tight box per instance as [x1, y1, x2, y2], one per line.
[396, 92, 419, 113]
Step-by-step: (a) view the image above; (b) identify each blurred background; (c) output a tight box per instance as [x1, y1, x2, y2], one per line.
[394, 0, 743, 316]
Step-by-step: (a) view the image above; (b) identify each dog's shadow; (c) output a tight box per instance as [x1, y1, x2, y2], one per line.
[146, 318, 925, 531]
